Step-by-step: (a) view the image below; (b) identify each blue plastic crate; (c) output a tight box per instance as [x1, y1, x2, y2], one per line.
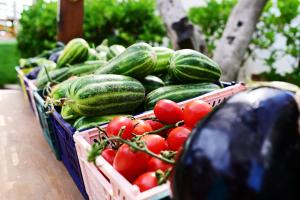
[52, 110, 88, 200]
[33, 90, 61, 160]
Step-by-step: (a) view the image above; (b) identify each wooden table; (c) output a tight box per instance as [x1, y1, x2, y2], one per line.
[0, 89, 83, 200]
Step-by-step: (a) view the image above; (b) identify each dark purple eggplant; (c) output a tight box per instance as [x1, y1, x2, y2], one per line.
[26, 66, 41, 79]
[48, 50, 62, 63]
[172, 86, 300, 200]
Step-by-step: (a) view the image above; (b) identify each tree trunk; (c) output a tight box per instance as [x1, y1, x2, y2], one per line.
[213, 0, 268, 81]
[57, 0, 84, 43]
[156, 0, 206, 52]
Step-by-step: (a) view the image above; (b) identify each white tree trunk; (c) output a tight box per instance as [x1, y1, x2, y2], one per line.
[156, 0, 206, 52]
[213, 0, 268, 81]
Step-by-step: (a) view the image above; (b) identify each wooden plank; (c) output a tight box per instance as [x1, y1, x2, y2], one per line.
[57, 0, 83, 43]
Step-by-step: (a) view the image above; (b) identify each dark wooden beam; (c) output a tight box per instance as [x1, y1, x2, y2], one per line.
[57, 0, 83, 43]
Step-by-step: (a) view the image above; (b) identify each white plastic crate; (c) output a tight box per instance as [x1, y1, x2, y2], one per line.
[74, 83, 247, 200]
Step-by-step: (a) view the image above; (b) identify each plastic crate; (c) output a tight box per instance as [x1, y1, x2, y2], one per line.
[51, 110, 89, 199]
[33, 90, 61, 160]
[73, 83, 247, 200]
[16, 67, 38, 118]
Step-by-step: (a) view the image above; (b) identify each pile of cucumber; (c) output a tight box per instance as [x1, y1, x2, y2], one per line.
[25, 38, 222, 130]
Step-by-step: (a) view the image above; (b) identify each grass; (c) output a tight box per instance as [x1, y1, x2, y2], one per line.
[0, 40, 20, 86]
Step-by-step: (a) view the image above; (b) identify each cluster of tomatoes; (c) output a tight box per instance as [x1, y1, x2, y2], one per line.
[99, 99, 212, 192]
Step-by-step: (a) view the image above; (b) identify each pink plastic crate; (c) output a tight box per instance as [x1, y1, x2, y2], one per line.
[73, 83, 247, 200]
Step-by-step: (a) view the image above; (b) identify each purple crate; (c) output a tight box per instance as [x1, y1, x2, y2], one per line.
[52, 109, 88, 200]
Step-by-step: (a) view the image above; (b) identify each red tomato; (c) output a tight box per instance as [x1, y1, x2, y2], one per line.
[182, 125, 193, 131]
[145, 120, 164, 131]
[147, 157, 172, 172]
[106, 117, 134, 139]
[113, 144, 150, 182]
[183, 100, 212, 128]
[132, 120, 153, 135]
[141, 134, 167, 154]
[154, 100, 183, 124]
[101, 148, 116, 165]
[167, 127, 191, 151]
[133, 172, 158, 192]
[146, 120, 170, 136]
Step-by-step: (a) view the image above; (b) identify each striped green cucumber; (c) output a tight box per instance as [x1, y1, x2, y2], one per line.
[169, 49, 222, 83]
[96, 39, 109, 53]
[57, 38, 89, 68]
[95, 42, 156, 79]
[145, 83, 220, 109]
[160, 73, 175, 85]
[87, 48, 101, 61]
[142, 75, 165, 94]
[50, 77, 78, 100]
[66, 74, 145, 116]
[36, 61, 105, 89]
[37, 60, 57, 79]
[73, 114, 126, 131]
[153, 47, 174, 74]
[107, 45, 126, 60]
[69, 60, 106, 76]
[36, 67, 71, 89]
[61, 104, 79, 121]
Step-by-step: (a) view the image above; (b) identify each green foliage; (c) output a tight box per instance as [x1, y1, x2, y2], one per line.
[17, 0, 57, 58]
[0, 40, 20, 86]
[188, 0, 236, 56]
[252, 0, 300, 84]
[17, 0, 166, 58]
[188, 0, 300, 85]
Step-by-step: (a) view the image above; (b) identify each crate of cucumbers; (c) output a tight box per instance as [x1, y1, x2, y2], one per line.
[32, 36, 242, 199]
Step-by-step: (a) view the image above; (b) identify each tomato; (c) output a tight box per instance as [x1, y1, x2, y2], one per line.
[145, 120, 164, 131]
[182, 125, 193, 131]
[141, 134, 167, 154]
[106, 117, 134, 139]
[146, 120, 170, 136]
[154, 100, 183, 124]
[183, 100, 212, 128]
[113, 144, 150, 182]
[167, 127, 191, 151]
[132, 120, 153, 135]
[133, 172, 158, 192]
[147, 157, 172, 172]
[101, 148, 116, 165]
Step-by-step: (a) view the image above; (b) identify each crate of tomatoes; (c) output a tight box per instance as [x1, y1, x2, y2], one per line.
[73, 83, 246, 200]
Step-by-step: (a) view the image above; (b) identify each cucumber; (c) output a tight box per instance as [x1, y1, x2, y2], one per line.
[57, 38, 89, 68]
[36, 60, 106, 89]
[36, 67, 71, 89]
[50, 77, 77, 100]
[61, 104, 79, 121]
[169, 49, 222, 83]
[145, 83, 220, 109]
[73, 114, 126, 131]
[107, 45, 126, 60]
[95, 42, 156, 80]
[69, 60, 106, 76]
[65, 74, 145, 117]
[96, 39, 109, 53]
[153, 47, 174, 74]
[37, 60, 57, 79]
[142, 75, 165, 94]
[87, 48, 101, 61]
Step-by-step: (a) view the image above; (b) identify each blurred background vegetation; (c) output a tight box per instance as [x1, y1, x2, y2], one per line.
[0, 0, 299, 87]
[17, 0, 166, 58]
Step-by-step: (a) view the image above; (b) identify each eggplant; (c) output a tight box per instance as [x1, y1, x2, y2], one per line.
[172, 86, 300, 200]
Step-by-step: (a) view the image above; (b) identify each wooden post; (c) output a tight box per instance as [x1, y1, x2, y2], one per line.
[57, 0, 83, 43]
